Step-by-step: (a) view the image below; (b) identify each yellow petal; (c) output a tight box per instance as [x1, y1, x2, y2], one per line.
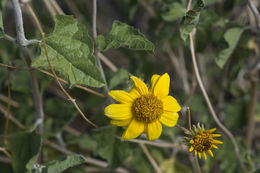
[159, 112, 179, 127]
[207, 128, 216, 133]
[149, 74, 160, 93]
[146, 120, 162, 140]
[189, 146, 194, 152]
[104, 104, 132, 120]
[203, 152, 207, 160]
[194, 150, 197, 156]
[162, 96, 181, 112]
[110, 118, 132, 127]
[130, 76, 148, 95]
[212, 145, 218, 149]
[213, 140, 223, 144]
[198, 152, 201, 159]
[208, 150, 214, 157]
[129, 86, 141, 99]
[108, 90, 135, 104]
[122, 119, 145, 140]
[153, 73, 170, 99]
[212, 134, 222, 137]
[190, 139, 194, 144]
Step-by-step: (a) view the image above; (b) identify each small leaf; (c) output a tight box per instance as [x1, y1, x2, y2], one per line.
[179, 0, 205, 41]
[161, 2, 186, 22]
[6, 131, 41, 173]
[33, 155, 85, 173]
[215, 27, 246, 68]
[32, 15, 105, 88]
[97, 20, 154, 52]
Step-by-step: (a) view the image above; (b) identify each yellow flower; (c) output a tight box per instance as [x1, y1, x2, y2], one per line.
[189, 128, 223, 160]
[104, 73, 181, 140]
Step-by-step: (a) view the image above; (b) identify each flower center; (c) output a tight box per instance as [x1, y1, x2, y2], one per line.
[191, 132, 213, 152]
[132, 95, 163, 123]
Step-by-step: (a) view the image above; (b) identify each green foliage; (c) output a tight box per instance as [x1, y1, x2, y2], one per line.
[97, 20, 154, 52]
[215, 27, 246, 68]
[6, 131, 41, 173]
[31, 155, 85, 173]
[32, 15, 105, 88]
[93, 126, 133, 168]
[179, 0, 205, 41]
[108, 68, 131, 89]
[161, 2, 186, 22]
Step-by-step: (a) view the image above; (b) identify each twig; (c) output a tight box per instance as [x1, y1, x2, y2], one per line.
[98, 53, 118, 72]
[43, 140, 129, 173]
[0, 147, 12, 158]
[49, 0, 65, 15]
[246, 79, 259, 150]
[0, 63, 105, 98]
[247, 0, 260, 29]
[24, 2, 99, 129]
[10, 0, 45, 134]
[37, 69, 105, 98]
[42, 0, 56, 20]
[189, 30, 247, 172]
[140, 143, 162, 173]
[92, 0, 110, 94]
[0, 104, 26, 130]
[3, 61, 11, 146]
[0, 156, 11, 164]
[0, 94, 20, 108]
[187, 107, 201, 173]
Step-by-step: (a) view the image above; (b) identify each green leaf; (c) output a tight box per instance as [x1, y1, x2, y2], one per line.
[97, 20, 154, 52]
[32, 155, 85, 173]
[108, 68, 131, 89]
[6, 131, 41, 173]
[179, 0, 205, 41]
[161, 3, 186, 22]
[32, 15, 105, 88]
[94, 126, 133, 168]
[215, 27, 246, 68]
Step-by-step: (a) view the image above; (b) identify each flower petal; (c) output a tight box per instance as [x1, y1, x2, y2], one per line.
[104, 104, 132, 120]
[153, 73, 170, 99]
[159, 112, 179, 127]
[146, 121, 162, 140]
[130, 76, 148, 95]
[162, 96, 181, 112]
[189, 146, 194, 152]
[203, 152, 207, 160]
[208, 150, 214, 157]
[128, 86, 141, 99]
[149, 74, 160, 93]
[122, 119, 145, 140]
[110, 118, 132, 127]
[108, 90, 135, 104]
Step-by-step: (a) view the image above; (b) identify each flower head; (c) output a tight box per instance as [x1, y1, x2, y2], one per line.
[104, 73, 181, 140]
[185, 124, 223, 160]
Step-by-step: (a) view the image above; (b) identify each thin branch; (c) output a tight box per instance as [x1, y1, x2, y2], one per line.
[247, 0, 260, 29]
[42, 0, 56, 20]
[189, 30, 247, 172]
[3, 62, 11, 146]
[0, 147, 11, 158]
[0, 94, 20, 108]
[37, 69, 105, 98]
[11, 0, 45, 134]
[49, 0, 65, 15]
[98, 53, 118, 72]
[92, 0, 111, 101]
[140, 143, 162, 173]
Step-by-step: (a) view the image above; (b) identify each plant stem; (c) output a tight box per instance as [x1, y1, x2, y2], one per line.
[189, 30, 247, 172]
[10, 0, 45, 134]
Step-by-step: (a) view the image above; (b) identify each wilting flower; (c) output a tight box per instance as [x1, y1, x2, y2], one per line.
[104, 73, 181, 140]
[185, 124, 223, 160]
